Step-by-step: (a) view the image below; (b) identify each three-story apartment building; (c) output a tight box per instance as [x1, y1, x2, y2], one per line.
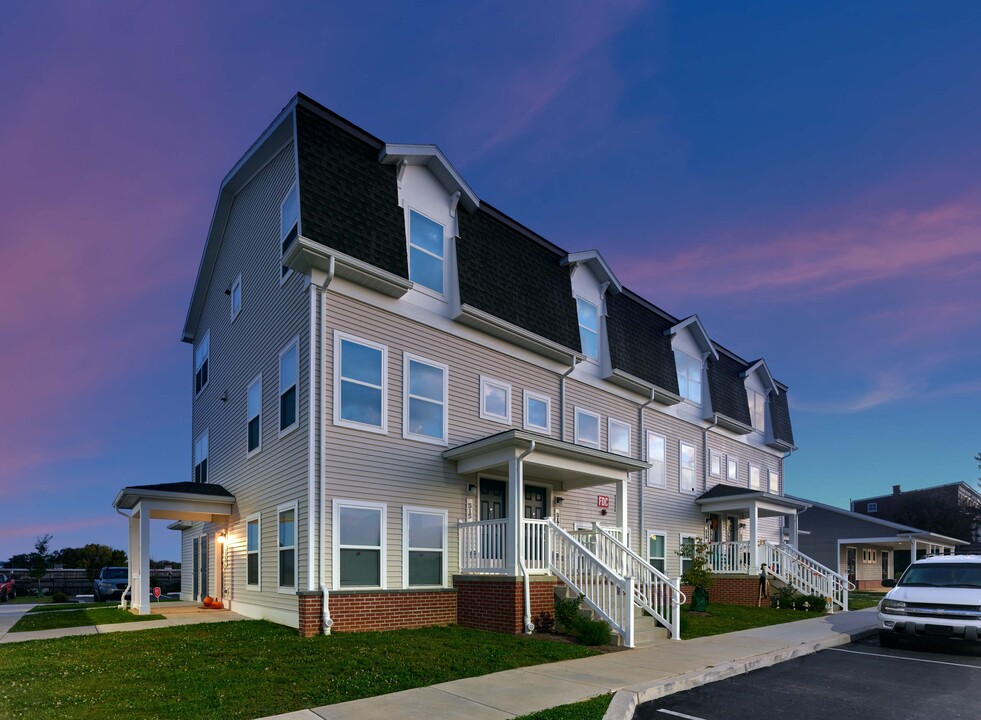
[113, 94, 816, 644]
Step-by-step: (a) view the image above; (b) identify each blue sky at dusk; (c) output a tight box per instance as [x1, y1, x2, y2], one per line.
[1, 1, 979, 560]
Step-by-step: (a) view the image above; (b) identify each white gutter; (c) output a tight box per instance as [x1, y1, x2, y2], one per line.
[701, 417, 718, 495]
[517, 440, 536, 634]
[559, 357, 580, 442]
[115, 507, 132, 610]
[307, 282, 318, 592]
[319, 258, 335, 632]
[637, 389, 656, 552]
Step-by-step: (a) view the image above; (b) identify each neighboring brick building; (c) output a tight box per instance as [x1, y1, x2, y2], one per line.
[852, 482, 981, 549]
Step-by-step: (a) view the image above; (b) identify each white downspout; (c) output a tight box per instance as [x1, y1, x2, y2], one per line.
[517, 440, 536, 634]
[637, 390, 656, 554]
[307, 282, 318, 592]
[559, 358, 579, 442]
[320, 257, 335, 632]
[702, 417, 718, 495]
[115, 507, 131, 609]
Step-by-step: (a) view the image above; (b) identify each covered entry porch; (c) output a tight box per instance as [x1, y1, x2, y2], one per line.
[112, 482, 235, 615]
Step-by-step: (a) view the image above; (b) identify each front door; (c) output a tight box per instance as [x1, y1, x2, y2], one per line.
[480, 479, 507, 520]
[881, 551, 890, 581]
[199, 535, 209, 600]
[524, 486, 546, 519]
[846, 547, 857, 583]
[192, 537, 200, 600]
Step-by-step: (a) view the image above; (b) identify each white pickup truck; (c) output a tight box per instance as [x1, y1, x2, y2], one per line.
[878, 554, 981, 647]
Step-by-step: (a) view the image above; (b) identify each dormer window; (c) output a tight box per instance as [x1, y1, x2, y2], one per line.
[408, 210, 445, 295]
[280, 183, 299, 280]
[674, 350, 702, 404]
[576, 298, 599, 360]
[748, 389, 766, 432]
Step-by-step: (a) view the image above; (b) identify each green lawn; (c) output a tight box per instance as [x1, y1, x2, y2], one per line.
[0, 622, 597, 719]
[29, 602, 120, 613]
[848, 592, 885, 610]
[6, 595, 52, 604]
[515, 694, 612, 719]
[680, 603, 823, 640]
[10, 608, 164, 633]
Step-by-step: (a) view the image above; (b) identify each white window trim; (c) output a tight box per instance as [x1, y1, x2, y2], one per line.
[402, 352, 448, 445]
[709, 450, 722, 478]
[230, 274, 242, 323]
[246, 372, 262, 458]
[679, 441, 697, 494]
[575, 296, 600, 362]
[278, 336, 301, 438]
[276, 501, 298, 594]
[647, 529, 667, 573]
[749, 463, 761, 490]
[608, 418, 631, 456]
[646, 431, 666, 488]
[333, 331, 388, 435]
[193, 429, 208, 484]
[406, 207, 447, 299]
[768, 469, 779, 494]
[867, 502, 878, 513]
[479, 376, 512, 424]
[679, 533, 699, 576]
[748, 389, 766, 433]
[194, 329, 210, 399]
[280, 182, 298, 286]
[332, 499, 387, 591]
[245, 512, 261, 591]
[523, 390, 551, 434]
[402, 505, 448, 589]
[574, 407, 601, 449]
[727, 455, 739, 483]
[675, 349, 703, 405]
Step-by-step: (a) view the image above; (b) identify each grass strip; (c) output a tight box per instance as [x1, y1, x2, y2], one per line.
[515, 694, 612, 719]
[10, 608, 164, 633]
[680, 602, 823, 640]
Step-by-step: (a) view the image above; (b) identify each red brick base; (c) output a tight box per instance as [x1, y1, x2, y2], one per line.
[327, 589, 457, 633]
[297, 591, 324, 638]
[454, 575, 559, 634]
[680, 577, 771, 607]
[855, 580, 888, 591]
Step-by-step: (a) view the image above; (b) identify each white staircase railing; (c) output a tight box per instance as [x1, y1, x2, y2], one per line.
[523, 518, 549, 573]
[544, 519, 635, 647]
[458, 518, 508, 574]
[707, 541, 752, 574]
[761, 542, 854, 611]
[592, 523, 685, 639]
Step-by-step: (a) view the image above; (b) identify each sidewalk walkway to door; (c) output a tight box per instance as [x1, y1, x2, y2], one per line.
[260, 609, 879, 720]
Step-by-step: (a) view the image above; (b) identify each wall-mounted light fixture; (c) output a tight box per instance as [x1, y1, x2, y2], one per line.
[467, 483, 477, 494]
[216, 531, 227, 544]
[554, 496, 565, 505]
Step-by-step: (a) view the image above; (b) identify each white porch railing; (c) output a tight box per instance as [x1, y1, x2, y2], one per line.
[592, 523, 685, 639]
[708, 541, 752, 574]
[761, 542, 854, 611]
[458, 518, 508, 574]
[523, 518, 550, 573]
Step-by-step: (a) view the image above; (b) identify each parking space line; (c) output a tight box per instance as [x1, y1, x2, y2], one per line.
[657, 709, 711, 720]
[828, 648, 981, 670]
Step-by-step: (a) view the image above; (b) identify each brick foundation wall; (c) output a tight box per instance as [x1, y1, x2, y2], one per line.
[327, 589, 457, 633]
[297, 590, 324, 638]
[856, 580, 888, 591]
[680, 577, 768, 607]
[454, 575, 559, 634]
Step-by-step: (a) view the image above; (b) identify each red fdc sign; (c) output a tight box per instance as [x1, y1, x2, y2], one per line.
[153, 587, 161, 599]
[597, 495, 610, 509]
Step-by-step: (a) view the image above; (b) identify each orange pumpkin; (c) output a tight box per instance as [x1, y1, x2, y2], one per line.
[202, 596, 214, 607]
[211, 600, 223, 609]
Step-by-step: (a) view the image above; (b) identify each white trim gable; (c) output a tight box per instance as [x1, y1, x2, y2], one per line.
[665, 315, 718, 361]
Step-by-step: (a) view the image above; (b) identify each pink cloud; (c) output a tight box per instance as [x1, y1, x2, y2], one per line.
[0, 515, 117, 541]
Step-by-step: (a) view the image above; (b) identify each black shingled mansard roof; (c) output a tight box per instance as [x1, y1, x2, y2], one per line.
[123, 482, 235, 498]
[288, 93, 794, 448]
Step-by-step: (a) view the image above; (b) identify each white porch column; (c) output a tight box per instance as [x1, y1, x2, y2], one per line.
[506, 455, 525, 576]
[615, 477, 628, 546]
[127, 510, 139, 609]
[787, 513, 799, 549]
[910, 538, 917, 563]
[136, 501, 152, 615]
[748, 502, 759, 572]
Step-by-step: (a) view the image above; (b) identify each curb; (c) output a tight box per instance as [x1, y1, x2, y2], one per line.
[603, 626, 878, 720]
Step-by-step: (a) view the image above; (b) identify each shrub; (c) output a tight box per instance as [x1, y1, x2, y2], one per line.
[576, 618, 612, 646]
[52, 592, 70, 603]
[533, 611, 555, 634]
[554, 593, 584, 633]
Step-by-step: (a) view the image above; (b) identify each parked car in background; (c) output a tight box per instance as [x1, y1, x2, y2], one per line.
[93, 567, 129, 602]
[878, 554, 981, 647]
[0, 573, 15, 601]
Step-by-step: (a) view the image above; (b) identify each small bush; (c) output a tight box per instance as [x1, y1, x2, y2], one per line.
[771, 587, 828, 613]
[51, 592, 70, 603]
[575, 618, 612, 646]
[533, 611, 555, 634]
[554, 593, 584, 633]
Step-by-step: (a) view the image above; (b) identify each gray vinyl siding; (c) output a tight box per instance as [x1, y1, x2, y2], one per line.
[186, 142, 309, 622]
[797, 505, 904, 571]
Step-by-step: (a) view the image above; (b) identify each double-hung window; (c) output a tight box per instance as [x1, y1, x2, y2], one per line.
[230, 275, 242, 322]
[194, 331, 209, 397]
[648, 532, 666, 573]
[280, 183, 299, 280]
[646, 432, 666, 487]
[247, 374, 262, 455]
[279, 339, 299, 434]
[403, 353, 447, 444]
[335, 333, 387, 432]
[479, 376, 511, 424]
[674, 350, 702, 404]
[408, 210, 445, 294]
[710, 450, 722, 477]
[246, 514, 260, 589]
[574, 407, 600, 448]
[768, 469, 779, 494]
[608, 419, 631, 456]
[749, 464, 761, 490]
[748, 389, 766, 432]
[867, 502, 878, 513]
[727, 456, 738, 483]
[576, 298, 599, 360]
[193, 431, 208, 483]
[334, 500, 386, 589]
[277, 503, 296, 591]
[523, 391, 551, 434]
[403, 506, 447, 588]
[680, 441, 697, 493]
[680, 534, 698, 576]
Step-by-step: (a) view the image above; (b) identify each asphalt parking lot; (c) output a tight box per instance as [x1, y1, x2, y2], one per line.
[635, 635, 981, 720]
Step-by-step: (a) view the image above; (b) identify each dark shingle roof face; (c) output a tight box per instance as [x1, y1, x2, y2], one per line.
[296, 106, 408, 278]
[606, 293, 678, 395]
[707, 353, 752, 427]
[769, 390, 794, 446]
[697, 484, 759, 500]
[456, 208, 581, 352]
[126, 482, 234, 498]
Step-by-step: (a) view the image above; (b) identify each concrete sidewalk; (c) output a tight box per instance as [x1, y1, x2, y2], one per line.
[260, 609, 878, 720]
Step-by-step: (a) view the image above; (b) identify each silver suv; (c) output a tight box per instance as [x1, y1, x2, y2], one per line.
[878, 554, 981, 647]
